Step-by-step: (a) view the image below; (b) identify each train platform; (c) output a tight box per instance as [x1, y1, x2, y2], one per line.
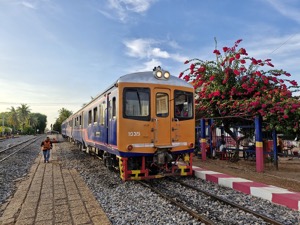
[0, 144, 111, 225]
[192, 158, 300, 211]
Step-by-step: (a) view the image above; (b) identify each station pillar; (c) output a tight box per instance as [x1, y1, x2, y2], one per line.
[272, 130, 278, 170]
[255, 115, 264, 172]
[200, 119, 207, 161]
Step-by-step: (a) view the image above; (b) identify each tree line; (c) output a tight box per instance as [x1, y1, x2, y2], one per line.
[52, 108, 73, 133]
[0, 105, 73, 136]
[0, 104, 47, 135]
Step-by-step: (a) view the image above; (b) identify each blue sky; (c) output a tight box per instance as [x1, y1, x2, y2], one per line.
[0, 0, 299, 129]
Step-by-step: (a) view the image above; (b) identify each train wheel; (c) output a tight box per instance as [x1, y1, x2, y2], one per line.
[103, 152, 112, 170]
[107, 157, 113, 171]
[80, 142, 86, 152]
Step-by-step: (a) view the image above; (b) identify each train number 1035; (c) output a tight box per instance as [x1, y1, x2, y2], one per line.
[128, 131, 141, 136]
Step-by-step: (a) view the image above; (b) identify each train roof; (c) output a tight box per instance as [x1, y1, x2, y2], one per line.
[117, 71, 193, 88]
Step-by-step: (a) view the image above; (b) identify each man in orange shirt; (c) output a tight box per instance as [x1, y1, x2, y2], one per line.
[41, 137, 53, 163]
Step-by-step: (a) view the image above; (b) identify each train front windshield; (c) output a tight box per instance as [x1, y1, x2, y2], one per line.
[123, 88, 193, 120]
[174, 90, 193, 120]
[123, 88, 150, 121]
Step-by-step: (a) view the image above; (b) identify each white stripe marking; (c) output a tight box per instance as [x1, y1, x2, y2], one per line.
[218, 177, 252, 188]
[194, 170, 222, 180]
[250, 186, 293, 201]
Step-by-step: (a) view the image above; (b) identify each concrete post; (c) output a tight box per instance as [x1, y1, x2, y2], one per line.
[255, 115, 264, 172]
[272, 129, 278, 170]
[200, 118, 206, 161]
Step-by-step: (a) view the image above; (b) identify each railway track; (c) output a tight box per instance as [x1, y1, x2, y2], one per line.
[138, 180, 214, 224]
[0, 136, 41, 163]
[138, 178, 284, 225]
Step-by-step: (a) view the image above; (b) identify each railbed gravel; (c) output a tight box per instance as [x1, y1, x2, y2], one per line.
[0, 135, 41, 211]
[1, 136, 300, 224]
[157, 178, 300, 224]
[58, 141, 199, 225]
[57, 140, 300, 225]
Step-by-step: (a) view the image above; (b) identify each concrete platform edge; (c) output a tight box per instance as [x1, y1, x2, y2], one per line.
[193, 166, 300, 211]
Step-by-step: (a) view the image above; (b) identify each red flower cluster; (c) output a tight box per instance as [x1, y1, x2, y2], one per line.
[179, 39, 300, 133]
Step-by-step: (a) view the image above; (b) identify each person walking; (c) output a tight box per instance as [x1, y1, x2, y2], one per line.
[41, 137, 52, 163]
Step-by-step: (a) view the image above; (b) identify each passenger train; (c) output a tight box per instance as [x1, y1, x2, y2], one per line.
[61, 67, 195, 181]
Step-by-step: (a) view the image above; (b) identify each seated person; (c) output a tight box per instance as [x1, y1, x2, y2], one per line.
[218, 135, 226, 152]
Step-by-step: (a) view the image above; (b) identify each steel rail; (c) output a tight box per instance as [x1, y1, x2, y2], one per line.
[0, 137, 38, 154]
[138, 180, 216, 225]
[169, 177, 284, 225]
[0, 137, 41, 163]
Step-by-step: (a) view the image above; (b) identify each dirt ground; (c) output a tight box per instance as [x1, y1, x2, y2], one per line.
[192, 155, 300, 193]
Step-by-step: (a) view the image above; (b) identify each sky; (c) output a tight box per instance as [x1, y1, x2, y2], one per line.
[0, 0, 300, 130]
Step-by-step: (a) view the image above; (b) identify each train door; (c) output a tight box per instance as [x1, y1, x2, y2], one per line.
[80, 111, 84, 140]
[106, 93, 117, 145]
[154, 88, 171, 146]
[105, 94, 110, 144]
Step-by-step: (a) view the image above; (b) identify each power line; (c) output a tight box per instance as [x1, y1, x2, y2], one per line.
[269, 34, 295, 55]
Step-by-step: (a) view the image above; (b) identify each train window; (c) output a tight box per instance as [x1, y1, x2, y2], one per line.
[123, 88, 150, 121]
[156, 92, 169, 117]
[174, 90, 194, 120]
[79, 115, 82, 126]
[112, 97, 116, 118]
[99, 102, 105, 125]
[88, 110, 92, 124]
[93, 107, 98, 123]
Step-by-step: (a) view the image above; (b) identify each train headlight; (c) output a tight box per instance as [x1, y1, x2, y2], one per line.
[153, 66, 170, 80]
[163, 71, 170, 79]
[156, 70, 162, 78]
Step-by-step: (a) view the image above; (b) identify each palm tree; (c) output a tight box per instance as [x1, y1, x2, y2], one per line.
[58, 108, 73, 124]
[29, 114, 39, 134]
[7, 106, 19, 134]
[17, 104, 31, 132]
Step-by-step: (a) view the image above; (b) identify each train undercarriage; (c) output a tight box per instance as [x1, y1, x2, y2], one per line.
[118, 152, 193, 180]
[72, 139, 193, 181]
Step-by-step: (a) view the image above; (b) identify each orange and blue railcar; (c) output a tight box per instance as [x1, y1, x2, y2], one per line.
[61, 67, 195, 180]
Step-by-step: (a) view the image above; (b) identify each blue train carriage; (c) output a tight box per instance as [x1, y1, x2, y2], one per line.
[61, 67, 195, 181]
[61, 116, 73, 140]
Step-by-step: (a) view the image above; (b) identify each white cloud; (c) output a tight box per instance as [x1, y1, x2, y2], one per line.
[151, 48, 169, 58]
[265, 0, 300, 24]
[124, 38, 187, 63]
[121, 0, 154, 13]
[106, 0, 156, 21]
[124, 38, 156, 58]
[20, 1, 36, 9]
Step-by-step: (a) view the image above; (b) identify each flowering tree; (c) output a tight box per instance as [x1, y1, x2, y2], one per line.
[180, 39, 300, 144]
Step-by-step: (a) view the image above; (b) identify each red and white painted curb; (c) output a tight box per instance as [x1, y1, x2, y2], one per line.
[193, 166, 300, 211]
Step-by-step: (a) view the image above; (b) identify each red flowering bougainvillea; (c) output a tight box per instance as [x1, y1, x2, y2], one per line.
[180, 39, 300, 136]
